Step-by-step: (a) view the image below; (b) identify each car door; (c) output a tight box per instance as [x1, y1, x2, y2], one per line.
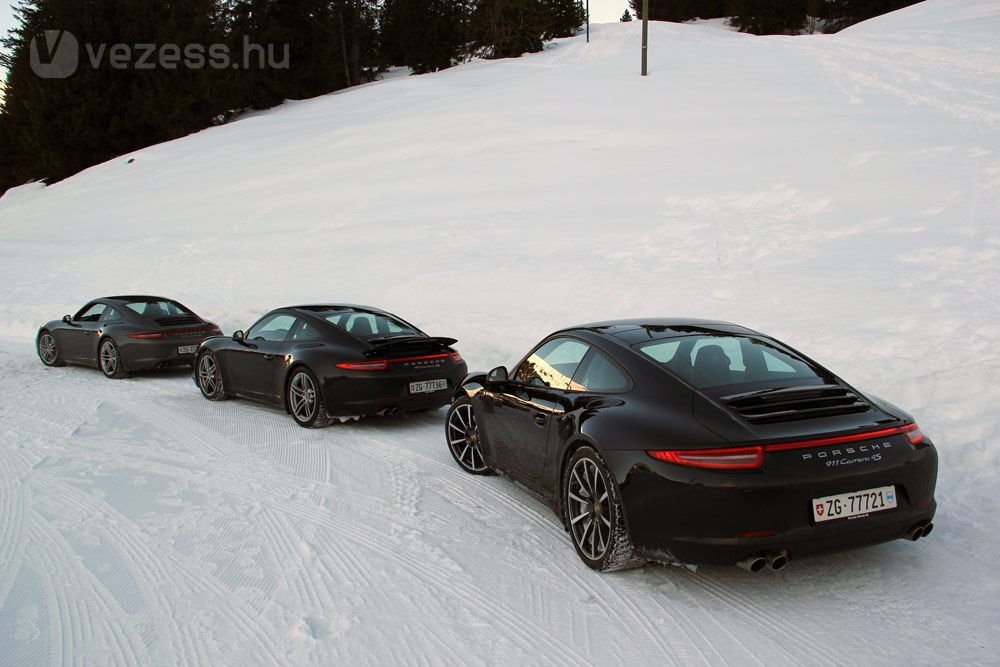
[58, 302, 106, 363]
[481, 337, 591, 484]
[225, 313, 297, 401]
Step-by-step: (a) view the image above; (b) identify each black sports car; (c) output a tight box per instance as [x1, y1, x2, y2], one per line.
[194, 304, 468, 427]
[445, 319, 937, 572]
[37, 296, 222, 378]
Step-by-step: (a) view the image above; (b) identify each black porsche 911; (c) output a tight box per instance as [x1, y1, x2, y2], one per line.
[37, 296, 222, 378]
[445, 319, 938, 572]
[195, 304, 468, 427]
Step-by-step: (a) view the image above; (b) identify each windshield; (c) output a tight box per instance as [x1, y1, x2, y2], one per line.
[635, 334, 824, 389]
[323, 310, 421, 341]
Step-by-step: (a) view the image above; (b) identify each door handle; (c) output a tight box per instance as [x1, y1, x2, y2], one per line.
[82, 331, 93, 336]
[263, 354, 275, 361]
[533, 413, 547, 426]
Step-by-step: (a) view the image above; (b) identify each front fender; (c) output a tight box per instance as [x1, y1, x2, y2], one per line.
[453, 371, 488, 401]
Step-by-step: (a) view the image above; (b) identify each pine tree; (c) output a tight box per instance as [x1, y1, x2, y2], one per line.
[0, 110, 22, 194]
[629, 0, 725, 22]
[729, 0, 808, 34]
[0, 0, 228, 186]
[471, 0, 582, 60]
[541, 0, 585, 40]
[380, 0, 468, 74]
[225, 0, 380, 109]
[821, 0, 922, 33]
[620, 9, 633, 22]
[471, 0, 546, 59]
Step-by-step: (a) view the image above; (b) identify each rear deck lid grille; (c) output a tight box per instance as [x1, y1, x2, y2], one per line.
[721, 385, 871, 424]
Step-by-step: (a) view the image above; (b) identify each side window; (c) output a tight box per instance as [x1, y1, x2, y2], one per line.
[75, 303, 105, 322]
[762, 349, 794, 373]
[639, 340, 680, 363]
[247, 314, 297, 342]
[572, 350, 630, 393]
[514, 338, 590, 390]
[290, 319, 323, 342]
[101, 307, 123, 322]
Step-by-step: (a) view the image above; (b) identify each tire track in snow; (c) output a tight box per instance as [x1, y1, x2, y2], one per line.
[0, 446, 30, 616]
[14, 381, 292, 665]
[283, 509, 469, 666]
[76, 387, 587, 663]
[250, 482, 592, 665]
[30, 471, 206, 665]
[21, 517, 147, 666]
[679, 570, 838, 666]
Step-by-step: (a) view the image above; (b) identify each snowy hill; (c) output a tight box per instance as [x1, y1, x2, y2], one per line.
[1, 0, 999, 663]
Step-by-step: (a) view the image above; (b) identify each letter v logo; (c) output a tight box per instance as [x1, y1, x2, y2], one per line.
[30, 29, 79, 79]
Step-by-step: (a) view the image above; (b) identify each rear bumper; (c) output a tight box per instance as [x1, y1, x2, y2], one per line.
[605, 440, 938, 566]
[320, 363, 468, 416]
[120, 338, 207, 370]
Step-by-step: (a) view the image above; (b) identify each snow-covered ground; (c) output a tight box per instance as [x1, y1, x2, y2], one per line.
[2, 0, 999, 663]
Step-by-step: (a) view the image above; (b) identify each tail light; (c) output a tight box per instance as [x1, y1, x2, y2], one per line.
[647, 446, 764, 470]
[900, 423, 924, 445]
[336, 360, 388, 371]
[650, 423, 927, 470]
[337, 351, 463, 371]
[130, 325, 221, 339]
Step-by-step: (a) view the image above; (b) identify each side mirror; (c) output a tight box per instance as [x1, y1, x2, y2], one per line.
[63, 314, 72, 323]
[232, 330, 244, 342]
[487, 366, 508, 383]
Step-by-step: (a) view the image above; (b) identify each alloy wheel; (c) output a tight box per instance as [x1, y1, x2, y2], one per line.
[38, 333, 58, 365]
[100, 340, 120, 376]
[289, 371, 317, 423]
[198, 354, 219, 395]
[447, 402, 488, 473]
[567, 457, 612, 561]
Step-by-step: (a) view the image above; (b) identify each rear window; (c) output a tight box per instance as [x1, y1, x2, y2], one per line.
[323, 310, 420, 341]
[124, 299, 192, 317]
[636, 335, 822, 389]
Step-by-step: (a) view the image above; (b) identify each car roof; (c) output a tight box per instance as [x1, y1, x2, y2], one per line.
[103, 295, 174, 303]
[556, 318, 760, 345]
[285, 304, 390, 316]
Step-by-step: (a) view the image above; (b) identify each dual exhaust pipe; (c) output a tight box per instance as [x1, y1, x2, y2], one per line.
[739, 522, 935, 572]
[377, 406, 401, 417]
[907, 521, 934, 541]
[737, 549, 788, 573]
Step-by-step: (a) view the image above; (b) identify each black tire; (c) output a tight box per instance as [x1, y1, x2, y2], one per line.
[196, 351, 228, 401]
[37, 331, 65, 367]
[445, 397, 492, 475]
[563, 446, 642, 572]
[287, 367, 332, 428]
[98, 337, 129, 379]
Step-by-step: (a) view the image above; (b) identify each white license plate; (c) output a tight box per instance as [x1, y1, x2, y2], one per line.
[812, 485, 897, 523]
[409, 379, 447, 394]
[178, 345, 198, 355]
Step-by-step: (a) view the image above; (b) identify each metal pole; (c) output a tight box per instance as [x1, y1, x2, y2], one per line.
[586, 0, 590, 43]
[641, 0, 649, 75]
